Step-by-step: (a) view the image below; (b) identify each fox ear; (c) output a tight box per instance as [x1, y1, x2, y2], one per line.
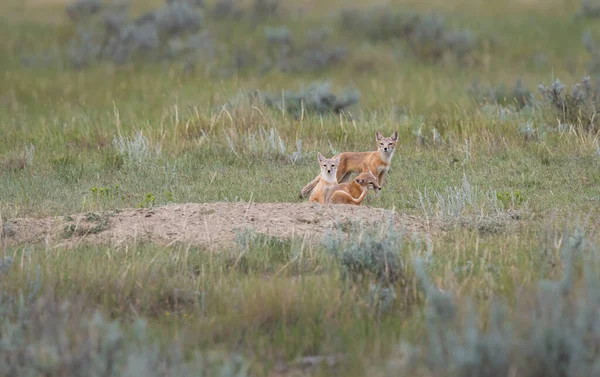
[318, 152, 324, 163]
[356, 178, 364, 184]
[334, 155, 341, 164]
[391, 131, 398, 141]
[376, 130, 383, 141]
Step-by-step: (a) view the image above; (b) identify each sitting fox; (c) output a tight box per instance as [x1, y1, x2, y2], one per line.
[326, 164, 381, 205]
[300, 130, 398, 199]
[308, 153, 340, 204]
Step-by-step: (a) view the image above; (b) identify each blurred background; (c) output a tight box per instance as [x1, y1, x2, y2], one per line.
[2, 0, 595, 114]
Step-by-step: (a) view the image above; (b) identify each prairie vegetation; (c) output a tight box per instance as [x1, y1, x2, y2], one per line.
[1, 0, 600, 376]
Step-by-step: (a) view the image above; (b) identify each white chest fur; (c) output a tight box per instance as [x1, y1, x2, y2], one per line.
[377, 165, 389, 175]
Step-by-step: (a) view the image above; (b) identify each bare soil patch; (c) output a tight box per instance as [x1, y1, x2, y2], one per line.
[2, 202, 437, 250]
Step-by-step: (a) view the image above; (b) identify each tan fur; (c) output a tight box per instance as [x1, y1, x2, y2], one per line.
[308, 153, 340, 204]
[326, 165, 381, 205]
[300, 130, 398, 198]
[329, 186, 368, 205]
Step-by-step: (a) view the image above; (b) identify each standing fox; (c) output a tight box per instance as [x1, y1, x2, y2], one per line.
[308, 153, 340, 204]
[326, 164, 381, 205]
[300, 130, 398, 198]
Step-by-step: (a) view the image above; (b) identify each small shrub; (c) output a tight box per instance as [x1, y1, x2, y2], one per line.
[104, 21, 161, 65]
[166, 0, 205, 8]
[165, 30, 214, 61]
[66, 0, 103, 22]
[56, 0, 208, 69]
[340, 7, 413, 41]
[212, 0, 278, 20]
[584, 31, 600, 74]
[264, 81, 360, 117]
[468, 79, 534, 110]
[0, 256, 13, 279]
[155, 1, 204, 37]
[225, 82, 360, 118]
[0, 261, 249, 377]
[477, 103, 520, 123]
[417, 175, 478, 220]
[395, 227, 600, 377]
[324, 219, 406, 286]
[340, 7, 477, 64]
[253, 0, 280, 20]
[260, 27, 346, 74]
[1, 223, 16, 239]
[324, 218, 413, 315]
[579, 0, 600, 18]
[518, 121, 547, 142]
[67, 27, 103, 69]
[139, 192, 156, 208]
[24, 144, 35, 165]
[224, 126, 302, 163]
[406, 13, 475, 63]
[538, 76, 600, 132]
[417, 175, 526, 224]
[112, 131, 161, 167]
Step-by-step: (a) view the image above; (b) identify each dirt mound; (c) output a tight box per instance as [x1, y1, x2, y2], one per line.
[2, 202, 438, 250]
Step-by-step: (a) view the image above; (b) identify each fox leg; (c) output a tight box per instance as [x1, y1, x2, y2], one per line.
[378, 172, 386, 186]
[300, 174, 321, 199]
[375, 172, 386, 196]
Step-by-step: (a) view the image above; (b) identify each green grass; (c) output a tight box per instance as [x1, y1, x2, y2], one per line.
[0, 225, 575, 374]
[1, 0, 600, 375]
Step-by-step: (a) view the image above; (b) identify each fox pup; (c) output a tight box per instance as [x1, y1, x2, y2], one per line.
[308, 153, 340, 204]
[326, 164, 381, 205]
[300, 130, 398, 198]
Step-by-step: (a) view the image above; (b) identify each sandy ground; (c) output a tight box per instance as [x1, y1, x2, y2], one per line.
[1, 202, 437, 250]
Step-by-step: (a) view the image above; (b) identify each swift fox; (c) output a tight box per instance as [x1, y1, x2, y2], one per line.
[326, 164, 381, 205]
[308, 153, 340, 204]
[300, 130, 398, 198]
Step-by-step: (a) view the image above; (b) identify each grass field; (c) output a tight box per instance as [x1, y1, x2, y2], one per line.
[2, 0, 600, 375]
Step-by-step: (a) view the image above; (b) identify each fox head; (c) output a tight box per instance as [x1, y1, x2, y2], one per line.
[355, 164, 381, 191]
[318, 153, 340, 183]
[375, 130, 398, 158]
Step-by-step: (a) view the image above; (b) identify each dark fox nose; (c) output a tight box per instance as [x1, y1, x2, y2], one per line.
[384, 147, 388, 151]
[327, 170, 331, 173]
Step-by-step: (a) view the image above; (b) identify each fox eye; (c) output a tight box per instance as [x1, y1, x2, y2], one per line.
[331, 165, 335, 168]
